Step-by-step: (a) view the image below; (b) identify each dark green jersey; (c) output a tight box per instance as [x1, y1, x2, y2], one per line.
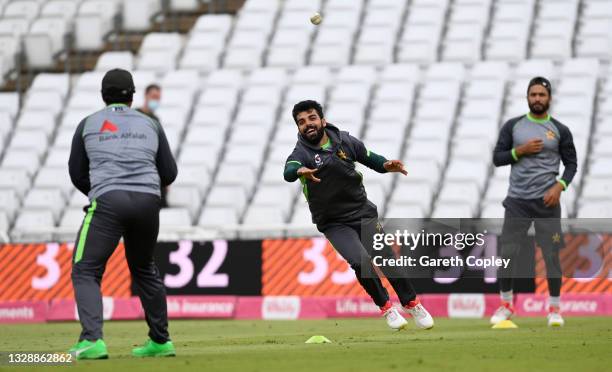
[283, 124, 388, 229]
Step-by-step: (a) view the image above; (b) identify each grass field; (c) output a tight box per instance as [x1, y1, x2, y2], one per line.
[0, 317, 610, 372]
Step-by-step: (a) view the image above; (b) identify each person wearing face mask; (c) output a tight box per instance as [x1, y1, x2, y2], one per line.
[137, 84, 161, 122]
[137, 84, 168, 207]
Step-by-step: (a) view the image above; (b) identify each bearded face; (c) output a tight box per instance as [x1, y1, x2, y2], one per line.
[296, 108, 326, 145]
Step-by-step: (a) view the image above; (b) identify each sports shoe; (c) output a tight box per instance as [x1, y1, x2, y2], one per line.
[490, 301, 514, 325]
[547, 306, 564, 327]
[68, 339, 108, 360]
[132, 339, 176, 357]
[404, 299, 434, 329]
[381, 301, 408, 330]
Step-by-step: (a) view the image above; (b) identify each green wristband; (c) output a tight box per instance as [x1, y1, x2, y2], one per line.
[558, 179, 568, 191]
[511, 148, 519, 162]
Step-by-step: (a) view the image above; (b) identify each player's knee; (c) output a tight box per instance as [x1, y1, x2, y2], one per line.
[71, 261, 103, 280]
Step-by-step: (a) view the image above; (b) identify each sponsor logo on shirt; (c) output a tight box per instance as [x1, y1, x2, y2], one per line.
[99, 120, 118, 133]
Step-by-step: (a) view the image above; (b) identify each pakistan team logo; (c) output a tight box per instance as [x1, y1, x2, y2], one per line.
[314, 154, 322, 166]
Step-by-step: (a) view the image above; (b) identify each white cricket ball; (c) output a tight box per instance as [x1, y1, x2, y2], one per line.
[310, 12, 322, 25]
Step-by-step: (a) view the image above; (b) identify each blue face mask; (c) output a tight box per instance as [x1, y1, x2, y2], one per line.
[147, 100, 160, 112]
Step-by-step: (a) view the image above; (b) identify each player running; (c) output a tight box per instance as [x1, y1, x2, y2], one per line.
[283, 100, 434, 331]
[491, 77, 577, 327]
[68, 69, 178, 358]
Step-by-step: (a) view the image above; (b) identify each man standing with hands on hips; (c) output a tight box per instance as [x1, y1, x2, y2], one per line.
[491, 77, 577, 327]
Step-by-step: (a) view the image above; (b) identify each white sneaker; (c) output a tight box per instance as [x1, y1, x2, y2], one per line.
[404, 300, 434, 330]
[490, 302, 514, 325]
[382, 306, 408, 331]
[547, 307, 564, 327]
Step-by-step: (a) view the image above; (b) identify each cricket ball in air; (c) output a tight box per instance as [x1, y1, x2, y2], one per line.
[310, 12, 322, 25]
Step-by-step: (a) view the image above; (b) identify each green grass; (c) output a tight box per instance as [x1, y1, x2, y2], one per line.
[1, 317, 611, 372]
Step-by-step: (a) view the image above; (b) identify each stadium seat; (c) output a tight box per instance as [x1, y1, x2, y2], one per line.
[267, 44, 309, 69]
[75, 0, 119, 50]
[481, 202, 505, 218]
[206, 185, 248, 214]
[250, 184, 295, 217]
[178, 145, 222, 173]
[69, 191, 90, 208]
[216, 165, 256, 194]
[11, 209, 55, 242]
[285, 204, 318, 237]
[41, 0, 80, 20]
[95, 51, 134, 71]
[24, 17, 68, 69]
[29, 73, 70, 99]
[34, 167, 73, 198]
[167, 185, 202, 219]
[241, 205, 286, 239]
[23, 188, 66, 222]
[392, 183, 433, 215]
[16, 110, 57, 137]
[3, 1, 41, 23]
[180, 48, 223, 72]
[0, 210, 8, 242]
[223, 144, 265, 168]
[159, 208, 193, 240]
[57, 207, 85, 242]
[0, 188, 20, 221]
[8, 130, 48, 157]
[2, 149, 41, 176]
[432, 202, 474, 218]
[122, 0, 160, 32]
[198, 205, 239, 230]
[24, 91, 63, 115]
[44, 147, 70, 167]
[445, 159, 489, 190]
[380, 64, 421, 84]
[404, 140, 448, 170]
[0, 92, 20, 119]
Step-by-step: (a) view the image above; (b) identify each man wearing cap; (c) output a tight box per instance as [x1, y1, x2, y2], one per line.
[490, 77, 577, 327]
[68, 69, 178, 359]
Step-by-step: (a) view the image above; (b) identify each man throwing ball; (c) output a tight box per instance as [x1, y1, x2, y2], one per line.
[284, 100, 434, 331]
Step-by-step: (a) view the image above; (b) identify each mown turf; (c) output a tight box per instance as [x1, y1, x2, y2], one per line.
[0, 317, 610, 372]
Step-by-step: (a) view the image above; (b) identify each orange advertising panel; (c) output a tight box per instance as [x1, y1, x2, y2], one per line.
[0, 243, 131, 301]
[535, 234, 611, 294]
[262, 238, 396, 296]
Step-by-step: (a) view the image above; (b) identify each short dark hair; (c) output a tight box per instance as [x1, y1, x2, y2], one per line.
[292, 100, 324, 123]
[145, 84, 161, 94]
[102, 88, 133, 105]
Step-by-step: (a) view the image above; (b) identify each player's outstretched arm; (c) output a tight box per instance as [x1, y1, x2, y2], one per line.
[349, 134, 400, 174]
